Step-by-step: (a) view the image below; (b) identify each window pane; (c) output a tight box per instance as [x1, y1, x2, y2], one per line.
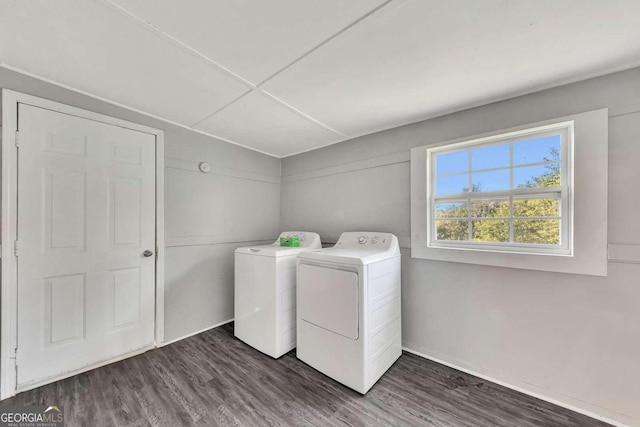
[436, 174, 469, 195]
[472, 143, 509, 171]
[436, 220, 468, 241]
[435, 202, 468, 219]
[436, 151, 468, 175]
[514, 219, 560, 244]
[513, 134, 561, 165]
[471, 220, 509, 242]
[513, 164, 560, 188]
[471, 199, 509, 218]
[513, 198, 559, 217]
[472, 169, 510, 192]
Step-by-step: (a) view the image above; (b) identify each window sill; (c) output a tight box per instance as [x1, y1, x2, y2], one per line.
[412, 240, 604, 276]
[427, 242, 572, 257]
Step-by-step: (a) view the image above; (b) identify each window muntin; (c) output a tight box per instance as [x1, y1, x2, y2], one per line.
[427, 123, 572, 255]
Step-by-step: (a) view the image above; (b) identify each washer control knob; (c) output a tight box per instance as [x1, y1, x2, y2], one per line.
[358, 236, 367, 244]
[372, 236, 379, 244]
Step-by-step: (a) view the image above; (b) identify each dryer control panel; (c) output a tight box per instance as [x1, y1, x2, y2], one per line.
[334, 232, 399, 254]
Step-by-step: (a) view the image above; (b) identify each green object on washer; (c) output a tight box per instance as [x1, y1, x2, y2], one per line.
[279, 236, 300, 247]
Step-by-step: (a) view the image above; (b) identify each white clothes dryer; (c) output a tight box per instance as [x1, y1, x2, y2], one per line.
[296, 232, 401, 393]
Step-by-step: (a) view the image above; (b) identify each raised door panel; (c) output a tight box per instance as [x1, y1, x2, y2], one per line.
[43, 169, 87, 252]
[111, 143, 142, 165]
[109, 267, 141, 330]
[44, 133, 87, 157]
[43, 274, 86, 347]
[110, 177, 142, 247]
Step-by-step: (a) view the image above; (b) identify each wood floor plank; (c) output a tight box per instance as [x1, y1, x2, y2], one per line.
[1, 323, 611, 427]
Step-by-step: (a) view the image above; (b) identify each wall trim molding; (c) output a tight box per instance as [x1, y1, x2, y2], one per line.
[608, 243, 640, 264]
[609, 103, 640, 118]
[321, 236, 640, 264]
[282, 150, 409, 183]
[165, 157, 281, 184]
[161, 318, 233, 347]
[165, 236, 274, 248]
[402, 345, 634, 427]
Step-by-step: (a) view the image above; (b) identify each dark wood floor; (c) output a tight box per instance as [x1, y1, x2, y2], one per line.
[3, 323, 609, 427]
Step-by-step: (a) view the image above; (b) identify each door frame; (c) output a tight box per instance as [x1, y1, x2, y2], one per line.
[0, 89, 165, 399]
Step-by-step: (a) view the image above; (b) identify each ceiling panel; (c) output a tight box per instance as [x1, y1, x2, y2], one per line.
[263, 0, 640, 137]
[194, 91, 342, 157]
[0, 0, 251, 125]
[108, 0, 388, 85]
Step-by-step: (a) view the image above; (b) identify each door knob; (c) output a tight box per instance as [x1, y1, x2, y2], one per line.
[143, 250, 154, 258]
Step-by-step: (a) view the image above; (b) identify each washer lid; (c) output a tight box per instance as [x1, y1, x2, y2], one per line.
[235, 231, 321, 257]
[236, 244, 316, 257]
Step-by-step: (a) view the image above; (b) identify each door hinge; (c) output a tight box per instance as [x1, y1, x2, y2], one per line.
[14, 240, 19, 258]
[14, 130, 19, 148]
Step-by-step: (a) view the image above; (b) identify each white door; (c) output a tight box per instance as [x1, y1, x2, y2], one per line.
[16, 104, 157, 389]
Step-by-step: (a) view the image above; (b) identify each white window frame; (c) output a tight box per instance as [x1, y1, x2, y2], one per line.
[410, 109, 608, 276]
[427, 122, 573, 256]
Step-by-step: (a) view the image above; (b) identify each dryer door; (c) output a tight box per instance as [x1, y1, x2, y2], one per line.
[298, 264, 359, 340]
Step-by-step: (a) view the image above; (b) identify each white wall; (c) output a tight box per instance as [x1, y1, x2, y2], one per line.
[281, 67, 640, 426]
[163, 128, 280, 342]
[0, 66, 281, 345]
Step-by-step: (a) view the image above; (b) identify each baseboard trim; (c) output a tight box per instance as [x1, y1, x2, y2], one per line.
[402, 346, 635, 427]
[161, 318, 234, 347]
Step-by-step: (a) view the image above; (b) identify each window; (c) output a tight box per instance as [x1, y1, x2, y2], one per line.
[428, 123, 572, 255]
[410, 109, 608, 276]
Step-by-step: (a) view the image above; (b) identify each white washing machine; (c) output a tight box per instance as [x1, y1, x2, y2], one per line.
[234, 232, 321, 358]
[296, 232, 401, 394]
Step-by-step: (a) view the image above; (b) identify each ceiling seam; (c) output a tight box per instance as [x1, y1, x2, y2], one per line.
[98, 0, 395, 145]
[190, 0, 397, 137]
[240, 0, 397, 135]
[190, 87, 347, 138]
[254, 0, 396, 88]
[259, 90, 347, 137]
[189, 89, 254, 128]
[99, 0, 257, 89]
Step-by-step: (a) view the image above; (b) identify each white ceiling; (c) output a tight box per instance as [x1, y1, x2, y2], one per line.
[1, 0, 640, 157]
